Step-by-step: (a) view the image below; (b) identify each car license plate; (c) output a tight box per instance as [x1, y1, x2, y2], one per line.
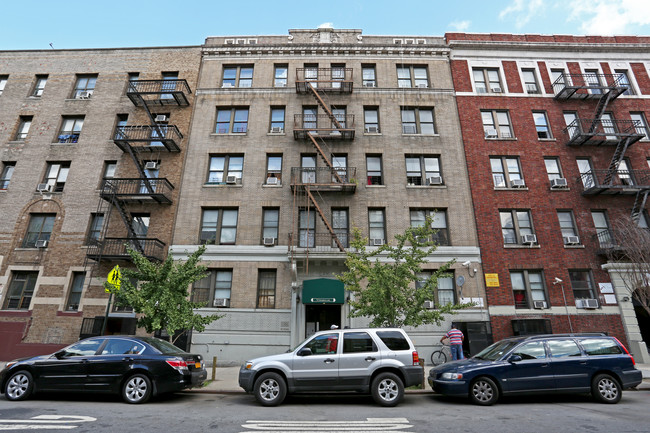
[195, 362, 201, 368]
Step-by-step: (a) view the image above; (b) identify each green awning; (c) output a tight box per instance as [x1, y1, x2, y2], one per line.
[302, 279, 345, 304]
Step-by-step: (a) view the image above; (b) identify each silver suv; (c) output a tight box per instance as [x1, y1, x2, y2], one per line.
[239, 328, 422, 406]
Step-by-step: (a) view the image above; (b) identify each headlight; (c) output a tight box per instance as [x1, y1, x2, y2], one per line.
[441, 372, 463, 380]
[244, 361, 253, 370]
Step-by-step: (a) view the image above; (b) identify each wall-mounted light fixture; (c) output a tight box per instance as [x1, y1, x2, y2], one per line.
[462, 260, 476, 278]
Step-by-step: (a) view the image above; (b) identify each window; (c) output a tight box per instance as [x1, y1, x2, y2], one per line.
[544, 157, 563, 182]
[332, 208, 349, 248]
[401, 107, 435, 134]
[512, 341, 547, 359]
[482, 110, 513, 138]
[114, 114, 128, 139]
[615, 69, 634, 95]
[366, 155, 383, 185]
[57, 116, 84, 143]
[510, 270, 547, 309]
[3, 272, 37, 310]
[368, 208, 386, 245]
[617, 159, 634, 186]
[577, 158, 595, 189]
[630, 112, 649, 140]
[405, 155, 442, 185]
[569, 270, 596, 301]
[192, 270, 232, 307]
[299, 209, 316, 247]
[32, 75, 47, 97]
[274, 65, 288, 87]
[332, 107, 347, 129]
[557, 211, 579, 242]
[547, 340, 582, 358]
[207, 155, 243, 185]
[533, 111, 552, 139]
[304, 333, 339, 355]
[473, 68, 503, 93]
[72, 74, 97, 99]
[42, 162, 70, 192]
[23, 213, 55, 248]
[512, 319, 552, 336]
[331, 64, 346, 89]
[584, 69, 602, 95]
[410, 209, 449, 245]
[86, 213, 104, 244]
[262, 208, 279, 244]
[257, 270, 276, 308]
[269, 107, 285, 132]
[591, 210, 613, 248]
[103, 161, 116, 179]
[302, 106, 317, 129]
[0, 75, 7, 95]
[160, 72, 179, 100]
[397, 65, 428, 88]
[1, 162, 15, 190]
[266, 154, 282, 185]
[301, 155, 316, 184]
[222, 65, 253, 88]
[417, 272, 455, 306]
[362, 65, 377, 87]
[521, 69, 540, 94]
[563, 111, 579, 139]
[149, 113, 168, 147]
[500, 210, 535, 245]
[364, 107, 379, 133]
[343, 332, 377, 353]
[128, 72, 139, 82]
[581, 338, 623, 356]
[215, 107, 248, 133]
[200, 209, 238, 245]
[490, 156, 523, 188]
[66, 272, 85, 311]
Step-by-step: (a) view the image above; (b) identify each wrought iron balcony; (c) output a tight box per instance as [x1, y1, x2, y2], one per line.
[293, 114, 355, 140]
[553, 73, 627, 100]
[86, 237, 165, 262]
[578, 169, 650, 195]
[290, 167, 357, 193]
[295, 68, 354, 93]
[100, 178, 174, 204]
[288, 232, 350, 253]
[127, 79, 191, 106]
[562, 118, 644, 146]
[113, 125, 182, 153]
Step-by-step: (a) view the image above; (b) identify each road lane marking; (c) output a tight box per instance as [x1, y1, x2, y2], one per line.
[0, 415, 96, 430]
[242, 417, 412, 432]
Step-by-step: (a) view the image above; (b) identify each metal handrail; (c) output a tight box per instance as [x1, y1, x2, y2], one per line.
[290, 167, 357, 186]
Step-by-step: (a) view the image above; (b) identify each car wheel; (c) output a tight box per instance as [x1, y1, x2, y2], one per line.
[592, 373, 621, 404]
[5, 371, 34, 401]
[122, 373, 152, 404]
[371, 372, 404, 407]
[254, 372, 286, 407]
[469, 377, 499, 406]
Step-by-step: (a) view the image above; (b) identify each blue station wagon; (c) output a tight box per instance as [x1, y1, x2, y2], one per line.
[428, 333, 642, 405]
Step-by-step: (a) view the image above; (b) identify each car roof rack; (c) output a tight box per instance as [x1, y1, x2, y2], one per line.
[521, 333, 607, 340]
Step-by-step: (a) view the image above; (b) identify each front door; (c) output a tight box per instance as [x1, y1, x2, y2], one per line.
[501, 341, 554, 393]
[292, 332, 339, 390]
[34, 338, 105, 391]
[305, 305, 341, 337]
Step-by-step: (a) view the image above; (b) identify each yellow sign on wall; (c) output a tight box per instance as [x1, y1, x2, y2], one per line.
[106, 265, 121, 292]
[485, 273, 500, 287]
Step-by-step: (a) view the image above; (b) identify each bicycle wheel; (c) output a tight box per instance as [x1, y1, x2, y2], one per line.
[430, 350, 447, 366]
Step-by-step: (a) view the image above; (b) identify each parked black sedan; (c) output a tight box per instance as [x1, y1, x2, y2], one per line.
[1, 335, 207, 404]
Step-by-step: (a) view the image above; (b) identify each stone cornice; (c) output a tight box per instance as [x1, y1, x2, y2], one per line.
[202, 44, 449, 58]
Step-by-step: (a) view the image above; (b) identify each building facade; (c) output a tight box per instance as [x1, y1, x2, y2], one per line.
[446, 33, 650, 362]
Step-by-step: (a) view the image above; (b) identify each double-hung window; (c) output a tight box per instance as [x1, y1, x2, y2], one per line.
[86, 213, 104, 244]
[417, 272, 455, 306]
[269, 107, 285, 133]
[299, 209, 315, 247]
[410, 209, 449, 245]
[368, 209, 386, 245]
[73, 74, 97, 99]
[222, 65, 253, 88]
[332, 208, 349, 248]
[397, 65, 428, 88]
[500, 210, 535, 245]
[0, 75, 7, 95]
[511, 270, 546, 309]
[533, 111, 552, 139]
[570, 270, 596, 302]
[15, 116, 32, 141]
[266, 154, 282, 185]
[482, 110, 513, 138]
[192, 270, 232, 307]
[364, 107, 379, 133]
[473, 68, 503, 93]
[591, 210, 613, 248]
[522, 69, 540, 94]
[23, 213, 55, 248]
[1, 162, 16, 190]
[3, 272, 38, 310]
[32, 75, 48, 97]
[66, 272, 85, 311]
[615, 69, 635, 95]
[630, 112, 649, 140]
[58, 116, 84, 143]
[262, 208, 279, 245]
[257, 270, 276, 308]
[366, 155, 383, 185]
[490, 156, 523, 188]
[43, 162, 70, 192]
[215, 107, 248, 134]
[406, 155, 442, 186]
[557, 211, 579, 244]
[401, 107, 435, 134]
[274, 65, 288, 87]
[200, 209, 238, 245]
[362, 65, 377, 87]
[544, 157, 563, 182]
[207, 155, 243, 185]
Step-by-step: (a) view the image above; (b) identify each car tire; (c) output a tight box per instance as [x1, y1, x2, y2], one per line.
[469, 376, 499, 406]
[592, 373, 621, 404]
[371, 372, 404, 407]
[122, 373, 152, 404]
[254, 372, 287, 407]
[4, 371, 34, 401]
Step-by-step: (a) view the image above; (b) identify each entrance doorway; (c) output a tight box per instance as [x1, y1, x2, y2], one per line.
[305, 305, 341, 337]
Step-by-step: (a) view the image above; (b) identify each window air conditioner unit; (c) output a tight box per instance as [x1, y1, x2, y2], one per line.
[226, 175, 238, 184]
[533, 300, 547, 309]
[270, 126, 284, 133]
[37, 183, 53, 193]
[576, 299, 598, 309]
[263, 237, 276, 246]
[550, 178, 568, 188]
[213, 298, 230, 308]
[563, 236, 580, 245]
[485, 128, 498, 138]
[423, 300, 435, 309]
[417, 83, 428, 88]
[266, 177, 279, 185]
[365, 126, 379, 133]
[145, 161, 158, 170]
[222, 83, 234, 88]
[35, 239, 48, 248]
[491, 87, 503, 93]
[155, 115, 167, 122]
[428, 176, 443, 185]
[371, 238, 385, 246]
[521, 234, 537, 245]
[510, 179, 526, 188]
[364, 82, 376, 88]
[78, 91, 91, 99]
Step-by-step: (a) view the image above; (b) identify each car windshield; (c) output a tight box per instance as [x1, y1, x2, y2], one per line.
[139, 337, 186, 354]
[473, 340, 519, 361]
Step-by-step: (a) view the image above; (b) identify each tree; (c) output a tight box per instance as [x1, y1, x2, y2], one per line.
[338, 217, 472, 328]
[104, 245, 221, 343]
[605, 215, 650, 316]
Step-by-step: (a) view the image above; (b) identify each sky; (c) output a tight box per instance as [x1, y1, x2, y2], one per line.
[2, 0, 650, 51]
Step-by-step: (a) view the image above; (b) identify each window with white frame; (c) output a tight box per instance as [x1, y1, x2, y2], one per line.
[511, 270, 546, 309]
[500, 210, 535, 245]
[364, 107, 380, 133]
[215, 107, 248, 133]
[591, 210, 613, 248]
[368, 208, 386, 246]
[473, 67, 503, 93]
[299, 209, 315, 247]
[72, 74, 97, 99]
[630, 112, 649, 140]
[362, 64, 377, 87]
[332, 208, 349, 248]
[490, 156, 523, 188]
[42, 162, 70, 192]
[615, 69, 634, 95]
[222, 65, 253, 88]
[577, 158, 595, 189]
[521, 69, 540, 94]
[200, 209, 238, 245]
[262, 208, 279, 245]
[569, 270, 596, 301]
[269, 107, 285, 132]
[481, 110, 513, 138]
[557, 210, 579, 243]
[266, 154, 282, 185]
[406, 155, 442, 186]
[57, 116, 84, 143]
[397, 65, 428, 88]
[401, 107, 435, 134]
[0, 75, 7, 95]
[544, 157, 564, 183]
[533, 111, 552, 139]
[207, 155, 243, 184]
[274, 65, 288, 87]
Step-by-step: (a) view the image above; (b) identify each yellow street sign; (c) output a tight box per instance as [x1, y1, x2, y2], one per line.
[106, 265, 121, 292]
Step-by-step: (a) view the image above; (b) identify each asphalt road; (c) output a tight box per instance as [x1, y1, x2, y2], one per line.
[0, 389, 648, 432]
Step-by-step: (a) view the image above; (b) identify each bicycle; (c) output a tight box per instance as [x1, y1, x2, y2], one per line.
[430, 344, 470, 365]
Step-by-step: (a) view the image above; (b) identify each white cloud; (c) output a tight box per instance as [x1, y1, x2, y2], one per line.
[449, 20, 471, 31]
[499, 0, 545, 29]
[566, 0, 650, 35]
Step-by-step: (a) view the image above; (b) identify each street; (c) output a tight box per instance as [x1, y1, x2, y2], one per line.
[0, 389, 649, 432]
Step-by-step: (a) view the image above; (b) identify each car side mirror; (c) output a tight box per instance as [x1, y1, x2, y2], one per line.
[508, 354, 522, 363]
[297, 348, 312, 357]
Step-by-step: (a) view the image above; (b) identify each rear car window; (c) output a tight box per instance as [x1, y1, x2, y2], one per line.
[343, 332, 377, 353]
[581, 338, 623, 355]
[547, 339, 582, 358]
[140, 337, 186, 354]
[376, 331, 410, 350]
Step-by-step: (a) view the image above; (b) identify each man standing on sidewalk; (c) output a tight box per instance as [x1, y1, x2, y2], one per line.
[441, 325, 464, 360]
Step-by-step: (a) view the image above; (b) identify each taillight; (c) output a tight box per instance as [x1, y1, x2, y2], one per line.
[613, 337, 635, 365]
[412, 351, 420, 365]
[166, 359, 188, 371]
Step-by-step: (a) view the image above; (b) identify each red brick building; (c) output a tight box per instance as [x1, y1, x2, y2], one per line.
[447, 33, 650, 362]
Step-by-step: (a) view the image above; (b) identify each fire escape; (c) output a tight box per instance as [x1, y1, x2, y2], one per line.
[290, 68, 357, 256]
[554, 72, 649, 251]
